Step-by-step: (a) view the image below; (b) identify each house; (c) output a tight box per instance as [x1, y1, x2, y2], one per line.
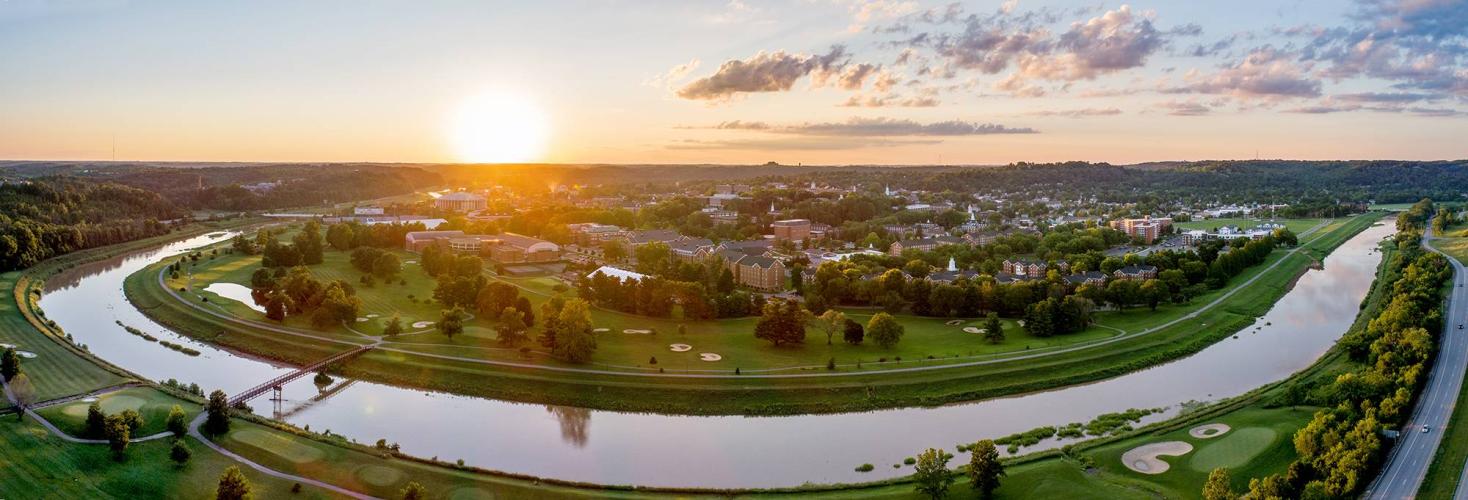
[435, 192, 488, 212]
[1001, 258, 1048, 278]
[717, 239, 775, 258]
[354, 206, 385, 216]
[772, 219, 812, 241]
[1065, 271, 1108, 287]
[1113, 265, 1159, 280]
[994, 272, 1030, 284]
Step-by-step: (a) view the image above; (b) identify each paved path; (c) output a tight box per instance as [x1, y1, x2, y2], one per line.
[1363, 224, 1468, 499]
[0, 379, 172, 444]
[159, 220, 1340, 379]
[186, 413, 380, 500]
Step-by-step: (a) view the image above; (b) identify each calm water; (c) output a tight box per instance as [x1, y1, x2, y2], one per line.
[38, 223, 1392, 488]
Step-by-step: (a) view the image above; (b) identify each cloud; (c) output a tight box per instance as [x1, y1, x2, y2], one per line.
[1023, 107, 1124, 117]
[1296, 0, 1468, 96]
[1018, 5, 1165, 81]
[1171, 47, 1322, 99]
[692, 117, 1036, 136]
[839, 90, 940, 107]
[676, 46, 851, 100]
[1156, 100, 1213, 116]
[705, 0, 761, 25]
[644, 58, 701, 90]
[1284, 102, 1466, 116]
[837, 63, 882, 90]
[845, 0, 920, 33]
[665, 137, 941, 151]
[1335, 91, 1441, 103]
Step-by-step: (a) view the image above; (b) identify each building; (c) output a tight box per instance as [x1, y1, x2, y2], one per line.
[1114, 265, 1159, 280]
[354, 206, 385, 216]
[567, 223, 627, 246]
[718, 253, 787, 291]
[670, 238, 717, 261]
[435, 192, 488, 213]
[1065, 271, 1108, 287]
[405, 230, 561, 264]
[1002, 259, 1048, 278]
[620, 229, 683, 247]
[771, 219, 812, 241]
[888, 236, 966, 256]
[588, 266, 646, 283]
[1110, 216, 1174, 244]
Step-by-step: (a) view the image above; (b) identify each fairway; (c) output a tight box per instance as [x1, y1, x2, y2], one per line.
[1187, 427, 1277, 471]
[229, 428, 327, 464]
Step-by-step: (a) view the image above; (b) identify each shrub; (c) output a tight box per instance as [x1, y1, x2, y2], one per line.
[855, 463, 875, 472]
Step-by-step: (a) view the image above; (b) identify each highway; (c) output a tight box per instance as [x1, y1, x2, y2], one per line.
[1364, 226, 1468, 499]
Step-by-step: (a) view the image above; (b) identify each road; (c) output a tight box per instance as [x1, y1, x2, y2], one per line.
[1363, 226, 1468, 500]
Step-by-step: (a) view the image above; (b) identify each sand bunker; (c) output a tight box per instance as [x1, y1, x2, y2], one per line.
[355, 317, 369, 322]
[945, 320, 964, 326]
[405, 260, 418, 264]
[366, 314, 380, 318]
[0, 343, 13, 349]
[411, 321, 434, 329]
[669, 344, 692, 352]
[962, 327, 986, 334]
[699, 353, 722, 361]
[623, 329, 653, 334]
[81, 397, 98, 403]
[17, 351, 36, 359]
[1189, 423, 1231, 439]
[592, 328, 610, 333]
[1122, 441, 1194, 474]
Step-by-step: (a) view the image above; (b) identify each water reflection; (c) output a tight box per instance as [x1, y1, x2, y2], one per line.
[546, 405, 591, 448]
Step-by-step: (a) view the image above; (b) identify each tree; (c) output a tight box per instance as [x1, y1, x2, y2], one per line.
[166, 404, 188, 437]
[86, 401, 107, 438]
[437, 307, 466, 341]
[205, 390, 231, 435]
[983, 313, 1005, 344]
[383, 314, 403, 336]
[912, 447, 955, 499]
[967, 440, 1006, 499]
[120, 408, 144, 432]
[867, 312, 905, 349]
[754, 299, 808, 346]
[843, 318, 865, 345]
[495, 307, 529, 346]
[818, 309, 846, 345]
[1202, 467, 1235, 500]
[170, 438, 192, 467]
[265, 291, 290, 321]
[400, 482, 427, 500]
[8, 373, 33, 421]
[293, 220, 325, 265]
[372, 252, 402, 279]
[602, 240, 628, 262]
[216, 466, 253, 500]
[1140, 279, 1163, 311]
[1, 347, 18, 381]
[552, 299, 597, 363]
[904, 259, 932, 280]
[104, 413, 131, 459]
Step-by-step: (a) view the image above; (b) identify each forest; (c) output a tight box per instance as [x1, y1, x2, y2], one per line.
[0, 177, 184, 271]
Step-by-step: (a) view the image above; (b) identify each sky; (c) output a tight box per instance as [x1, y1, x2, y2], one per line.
[1, 0, 1466, 165]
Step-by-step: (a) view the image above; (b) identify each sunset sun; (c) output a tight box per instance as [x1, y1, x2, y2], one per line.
[450, 90, 549, 163]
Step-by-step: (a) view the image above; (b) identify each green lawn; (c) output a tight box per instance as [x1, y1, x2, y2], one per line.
[34, 387, 199, 439]
[1175, 217, 1322, 234]
[123, 213, 1381, 415]
[0, 271, 129, 406]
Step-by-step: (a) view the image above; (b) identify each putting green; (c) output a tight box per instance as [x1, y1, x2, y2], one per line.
[1187, 427, 1277, 472]
[231, 428, 326, 464]
[353, 464, 405, 486]
[60, 395, 146, 418]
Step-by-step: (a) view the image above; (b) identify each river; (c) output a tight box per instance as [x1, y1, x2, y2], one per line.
[36, 222, 1392, 488]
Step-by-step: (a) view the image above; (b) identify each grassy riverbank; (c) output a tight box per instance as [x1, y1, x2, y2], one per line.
[122, 214, 1380, 416]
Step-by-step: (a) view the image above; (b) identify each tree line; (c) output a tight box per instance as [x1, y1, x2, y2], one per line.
[0, 177, 184, 271]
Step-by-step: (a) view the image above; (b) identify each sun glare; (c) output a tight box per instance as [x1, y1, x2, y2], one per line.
[450, 90, 550, 163]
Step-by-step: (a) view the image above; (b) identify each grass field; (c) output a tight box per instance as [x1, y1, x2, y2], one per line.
[33, 387, 199, 439]
[1175, 217, 1322, 234]
[0, 270, 129, 406]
